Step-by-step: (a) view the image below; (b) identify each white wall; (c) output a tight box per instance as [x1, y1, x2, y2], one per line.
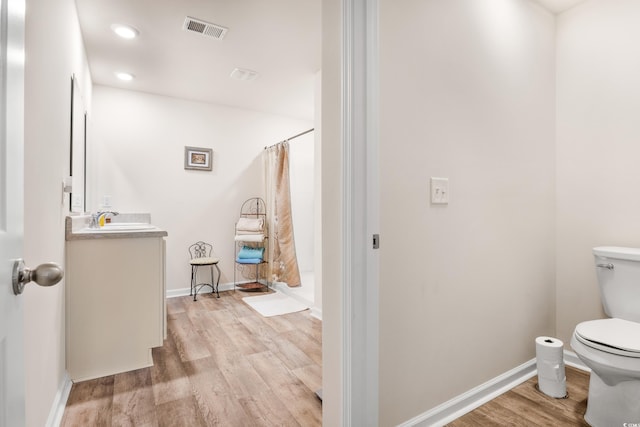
[378, 0, 556, 424]
[23, 0, 92, 425]
[555, 0, 640, 344]
[90, 86, 313, 293]
[289, 132, 315, 274]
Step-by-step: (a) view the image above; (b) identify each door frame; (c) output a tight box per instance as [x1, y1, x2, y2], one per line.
[341, 0, 379, 424]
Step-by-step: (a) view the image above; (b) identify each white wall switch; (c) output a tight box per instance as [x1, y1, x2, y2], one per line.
[431, 177, 449, 204]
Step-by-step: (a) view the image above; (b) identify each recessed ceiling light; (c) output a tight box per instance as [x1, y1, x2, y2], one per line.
[230, 68, 259, 82]
[111, 24, 139, 39]
[115, 72, 135, 81]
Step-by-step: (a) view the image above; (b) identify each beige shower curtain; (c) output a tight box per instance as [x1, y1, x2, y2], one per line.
[264, 142, 301, 287]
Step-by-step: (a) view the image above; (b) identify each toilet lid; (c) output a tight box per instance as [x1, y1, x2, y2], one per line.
[575, 318, 640, 357]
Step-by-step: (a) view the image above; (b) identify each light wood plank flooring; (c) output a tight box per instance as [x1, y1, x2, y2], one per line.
[61, 289, 322, 427]
[447, 366, 590, 426]
[61, 288, 592, 427]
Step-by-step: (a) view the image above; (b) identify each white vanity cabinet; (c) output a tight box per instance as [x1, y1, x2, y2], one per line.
[65, 226, 166, 381]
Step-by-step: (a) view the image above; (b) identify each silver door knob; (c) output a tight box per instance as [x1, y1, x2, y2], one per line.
[12, 259, 64, 295]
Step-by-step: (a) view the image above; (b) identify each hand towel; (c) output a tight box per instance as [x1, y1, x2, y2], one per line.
[235, 234, 265, 242]
[234, 229, 266, 235]
[238, 246, 265, 259]
[235, 217, 264, 232]
[236, 258, 263, 264]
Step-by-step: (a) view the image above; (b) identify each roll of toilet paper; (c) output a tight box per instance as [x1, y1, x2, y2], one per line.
[535, 336, 567, 398]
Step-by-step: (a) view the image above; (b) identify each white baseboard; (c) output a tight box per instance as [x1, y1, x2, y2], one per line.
[399, 359, 538, 427]
[310, 307, 322, 320]
[166, 281, 241, 298]
[46, 372, 72, 427]
[399, 349, 591, 426]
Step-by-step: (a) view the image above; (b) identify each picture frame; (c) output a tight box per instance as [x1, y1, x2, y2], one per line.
[184, 146, 213, 171]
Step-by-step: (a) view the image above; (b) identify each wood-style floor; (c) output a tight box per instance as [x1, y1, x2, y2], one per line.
[447, 366, 590, 426]
[60, 289, 322, 427]
[60, 287, 592, 427]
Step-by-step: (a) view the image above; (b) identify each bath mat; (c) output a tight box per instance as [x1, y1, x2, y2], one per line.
[242, 291, 309, 317]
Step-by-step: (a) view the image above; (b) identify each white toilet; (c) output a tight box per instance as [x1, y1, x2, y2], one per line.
[571, 246, 640, 427]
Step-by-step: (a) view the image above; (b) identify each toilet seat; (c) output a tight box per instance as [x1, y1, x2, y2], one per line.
[575, 318, 640, 358]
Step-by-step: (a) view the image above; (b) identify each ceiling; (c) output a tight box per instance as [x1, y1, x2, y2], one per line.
[75, 0, 321, 121]
[75, 0, 586, 122]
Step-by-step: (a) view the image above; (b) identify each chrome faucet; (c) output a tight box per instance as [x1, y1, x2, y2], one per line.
[98, 211, 119, 224]
[89, 211, 119, 228]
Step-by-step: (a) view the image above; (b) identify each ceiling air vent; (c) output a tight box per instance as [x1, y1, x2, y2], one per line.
[183, 16, 228, 40]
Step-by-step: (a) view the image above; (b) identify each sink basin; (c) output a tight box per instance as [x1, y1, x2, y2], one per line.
[82, 223, 157, 232]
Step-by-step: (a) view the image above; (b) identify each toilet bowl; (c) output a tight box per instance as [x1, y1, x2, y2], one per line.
[570, 247, 640, 427]
[571, 320, 640, 426]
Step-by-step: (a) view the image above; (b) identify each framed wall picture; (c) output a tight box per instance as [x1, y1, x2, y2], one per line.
[184, 146, 213, 171]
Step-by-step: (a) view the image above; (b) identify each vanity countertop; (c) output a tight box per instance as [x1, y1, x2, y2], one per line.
[65, 213, 168, 240]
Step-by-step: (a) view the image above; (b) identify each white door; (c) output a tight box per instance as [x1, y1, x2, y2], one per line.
[0, 0, 26, 425]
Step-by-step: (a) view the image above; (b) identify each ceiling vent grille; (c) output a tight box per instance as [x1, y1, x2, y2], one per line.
[183, 16, 228, 40]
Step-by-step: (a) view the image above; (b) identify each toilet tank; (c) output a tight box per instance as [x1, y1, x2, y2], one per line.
[593, 246, 640, 323]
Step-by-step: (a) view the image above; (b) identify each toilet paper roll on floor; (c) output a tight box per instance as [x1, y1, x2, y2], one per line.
[535, 336, 567, 398]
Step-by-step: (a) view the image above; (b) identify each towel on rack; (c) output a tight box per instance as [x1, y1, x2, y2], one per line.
[236, 258, 263, 264]
[234, 230, 266, 235]
[238, 246, 264, 259]
[235, 217, 264, 233]
[235, 234, 265, 242]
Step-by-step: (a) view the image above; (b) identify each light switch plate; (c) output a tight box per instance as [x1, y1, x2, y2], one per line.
[431, 177, 449, 204]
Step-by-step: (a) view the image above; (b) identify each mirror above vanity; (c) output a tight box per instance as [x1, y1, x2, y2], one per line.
[70, 74, 87, 213]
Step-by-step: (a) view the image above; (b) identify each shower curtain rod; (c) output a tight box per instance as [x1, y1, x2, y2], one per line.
[264, 128, 314, 150]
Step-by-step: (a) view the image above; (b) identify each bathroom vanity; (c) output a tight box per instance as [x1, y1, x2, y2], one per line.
[65, 214, 168, 381]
